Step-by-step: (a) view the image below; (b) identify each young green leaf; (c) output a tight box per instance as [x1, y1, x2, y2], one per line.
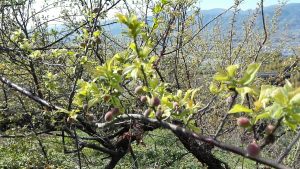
[229, 104, 253, 114]
[226, 65, 239, 77]
[239, 63, 261, 85]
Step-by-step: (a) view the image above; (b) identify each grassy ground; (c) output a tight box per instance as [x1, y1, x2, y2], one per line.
[0, 129, 297, 168]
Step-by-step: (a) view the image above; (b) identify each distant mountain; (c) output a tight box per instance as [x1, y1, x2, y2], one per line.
[104, 3, 300, 40]
[274, 3, 300, 30]
[196, 3, 300, 48]
[200, 3, 300, 31]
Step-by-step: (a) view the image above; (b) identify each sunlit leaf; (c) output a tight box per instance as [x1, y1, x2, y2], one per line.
[226, 65, 239, 77]
[239, 63, 261, 85]
[236, 87, 257, 104]
[290, 93, 300, 105]
[255, 112, 271, 123]
[271, 88, 289, 107]
[229, 104, 253, 114]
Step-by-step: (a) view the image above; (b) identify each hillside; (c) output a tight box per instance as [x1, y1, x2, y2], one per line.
[201, 3, 300, 31]
[105, 3, 300, 47]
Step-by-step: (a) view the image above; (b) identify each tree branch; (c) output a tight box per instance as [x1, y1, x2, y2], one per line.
[0, 75, 61, 110]
[98, 114, 290, 169]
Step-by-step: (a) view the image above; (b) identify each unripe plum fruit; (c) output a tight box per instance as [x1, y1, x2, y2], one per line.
[265, 124, 275, 135]
[237, 117, 250, 128]
[103, 95, 110, 102]
[82, 104, 88, 112]
[173, 102, 179, 109]
[92, 7, 100, 13]
[86, 113, 95, 122]
[143, 109, 151, 117]
[95, 37, 101, 44]
[111, 108, 120, 115]
[155, 106, 163, 120]
[140, 95, 147, 103]
[134, 86, 144, 94]
[67, 117, 75, 123]
[80, 42, 86, 48]
[247, 141, 260, 156]
[104, 111, 114, 122]
[150, 97, 160, 107]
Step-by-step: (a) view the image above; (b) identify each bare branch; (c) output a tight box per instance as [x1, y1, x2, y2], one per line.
[277, 130, 300, 163]
[0, 75, 61, 110]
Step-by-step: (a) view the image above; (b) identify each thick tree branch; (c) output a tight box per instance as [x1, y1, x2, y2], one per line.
[0, 75, 61, 110]
[98, 114, 290, 169]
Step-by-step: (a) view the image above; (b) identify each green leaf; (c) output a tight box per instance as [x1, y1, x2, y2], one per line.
[161, 96, 172, 108]
[139, 46, 151, 58]
[226, 65, 239, 77]
[255, 112, 271, 123]
[191, 88, 200, 100]
[88, 97, 100, 108]
[149, 78, 159, 89]
[149, 55, 159, 63]
[284, 118, 298, 131]
[290, 93, 300, 105]
[122, 65, 135, 75]
[214, 72, 229, 81]
[163, 109, 171, 119]
[161, 0, 169, 4]
[229, 104, 253, 114]
[116, 13, 127, 24]
[289, 113, 300, 123]
[284, 80, 293, 92]
[239, 63, 261, 85]
[131, 68, 139, 80]
[271, 88, 289, 107]
[258, 85, 275, 107]
[209, 82, 222, 94]
[187, 120, 201, 133]
[176, 90, 183, 98]
[93, 30, 101, 38]
[129, 42, 136, 52]
[29, 51, 41, 58]
[153, 4, 162, 14]
[236, 87, 257, 104]
[265, 103, 284, 119]
[183, 90, 192, 102]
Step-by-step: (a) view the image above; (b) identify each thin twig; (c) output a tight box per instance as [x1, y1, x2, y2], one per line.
[254, 0, 268, 62]
[277, 130, 300, 163]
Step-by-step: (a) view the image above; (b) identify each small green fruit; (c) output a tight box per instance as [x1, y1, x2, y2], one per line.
[134, 86, 144, 94]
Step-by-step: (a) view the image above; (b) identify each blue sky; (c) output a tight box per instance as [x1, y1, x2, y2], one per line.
[200, 0, 300, 9]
